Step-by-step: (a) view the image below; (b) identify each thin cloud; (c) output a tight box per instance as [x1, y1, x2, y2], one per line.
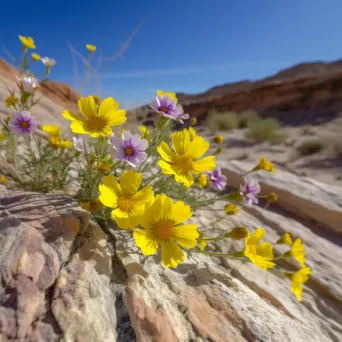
[102, 61, 287, 79]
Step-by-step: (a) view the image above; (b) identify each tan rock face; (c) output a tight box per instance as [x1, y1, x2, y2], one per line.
[1, 165, 341, 342]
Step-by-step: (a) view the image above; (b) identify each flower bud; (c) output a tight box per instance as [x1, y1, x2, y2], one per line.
[215, 147, 224, 155]
[196, 174, 208, 188]
[213, 135, 224, 144]
[225, 226, 249, 240]
[267, 192, 278, 203]
[190, 117, 197, 125]
[224, 203, 239, 215]
[276, 232, 293, 246]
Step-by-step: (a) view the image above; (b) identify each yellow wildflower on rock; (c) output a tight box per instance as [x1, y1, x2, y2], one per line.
[254, 157, 276, 173]
[1, 176, 8, 184]
[199, 239, 207, 251]
[60, 140, 72, 149]
[97, 161, 112, 174]
[243, 227, 275, 270]
[5, 95, 18, 108]
[290, 238, 306, 266]
[276, 232, 293, 246]
[99, 170, 154, 229]
[196, 173, 208, 188]
[18, 35, 36, 49]
[86, 44, 97, 53]
[81, 199, 103, 214]
[31, 53, 41, 61]
[291, 266, 311, 301]
[62, 96, 127, 138]
[157, 129, 216, 187]
[134, 194, 199, 268]
[42, 124, 61, 137]
[190, 117, 197, 125]
[213, 135, 224, 144]
[49, 136, 62, 149]
[224, 203, 239, 215]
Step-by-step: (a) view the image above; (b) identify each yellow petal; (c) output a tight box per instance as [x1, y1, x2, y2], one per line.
[172, 130, 190, 155]
[120, 170, 142, 195]
[62, 110, 85, 122]
[170, 201, 192, 225]
[99, 185, 118, 208]
[133, 185, 154, 204]
[187, 136, 209, 158]
[102, 174, 122, 196]
[291, 238, 305, 267]
[159, 194, 174, 220]
[192, 156, 216, 173]
[113, 215, 140, 230]
[256, 242, 274, 260]
[98, 97, 119, 115]
[106, 109, 127, 127]
[139, 196, 162, 228]
[174, 172, 194, 187]
[173, 224, 199, 248]
[88, 126, 113, 138]
[291, 283, 303, 301]
[157, 142, 175, 162]
[246, 227, 265, 245]
[70, 120, 88, 134]
[160, 240, 184, 268]
[78, 96, 97, 118]
[158, 160, 176, 175]
[134, 229, 159, 256]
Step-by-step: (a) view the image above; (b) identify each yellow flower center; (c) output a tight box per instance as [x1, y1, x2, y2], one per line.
[87, 116, 108, 132]
[174, 154, 193, 173]
[154, 219, 175, 240]
[160, 107, 168, 113]
[20, 121, 29, 129]
[125, 147, 134, 155]
[246, 244, 257, 255]
[117, 196, 134, 212]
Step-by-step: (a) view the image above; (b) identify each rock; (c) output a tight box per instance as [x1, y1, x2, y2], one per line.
[1, 183, 341, 341]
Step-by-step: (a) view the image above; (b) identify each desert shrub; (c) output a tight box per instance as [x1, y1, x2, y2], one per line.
[297, 139, 325, 156]
[246, 118, 287, 144]
[207, 111, 239, 131]
[238, 110, 260, 128]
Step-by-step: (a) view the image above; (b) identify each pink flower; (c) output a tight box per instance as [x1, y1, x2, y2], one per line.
[240, 176, 261, 205]
[73, 137, 84, 152]
[8, 111, 37, 135]
[205, 167, 227, 190]
[16, 75, 39, 93]
[110, 131, 148, 167]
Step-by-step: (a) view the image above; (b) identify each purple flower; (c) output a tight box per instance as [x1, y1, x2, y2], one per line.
[150, 94, 189, 123]
[16, 75, 38, 93]
[8, 111, 37, 136]
[240, 176, 261, 206]
[73, 137, 84, 152]
[110, 131, 148, 167]
[205, 167, 227, 191]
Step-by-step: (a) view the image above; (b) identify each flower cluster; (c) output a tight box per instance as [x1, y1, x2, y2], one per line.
[0, 35, 311, 303]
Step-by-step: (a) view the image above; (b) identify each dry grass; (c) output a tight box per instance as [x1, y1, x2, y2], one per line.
[207, 111, 239, 131]
[297, 139, 325, 156]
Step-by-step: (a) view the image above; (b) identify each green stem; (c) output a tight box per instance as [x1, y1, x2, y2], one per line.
[191, 249, 249, 261]
[142, 169, 161, 187]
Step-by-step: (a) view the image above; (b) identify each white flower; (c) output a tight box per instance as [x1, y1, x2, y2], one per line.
[73, 137, 84, 152]
[16, 75, 39, 93]
[41, 57, 57, 67]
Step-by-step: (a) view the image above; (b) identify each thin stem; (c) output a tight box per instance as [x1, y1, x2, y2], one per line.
[191, 249, 248, 261]
[142, 169, 161, 187]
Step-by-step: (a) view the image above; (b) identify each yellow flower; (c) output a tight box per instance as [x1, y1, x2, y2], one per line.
[1, 176, 8, 184]
[157, 90, 178, 102]
[31, 53, 41, 61]
[60, 140, 72, 149]
[86, 44, 97, 52]
[224, 203, 239, 215]
[98, 170, 154, 229]
[290, 238, 305, 266]
[49, 136, 62, 149]
[62, 96, 127, 138]
[18, 35, 36, 49]
[190, 117, 197, 125]
[42, 124, 61, 137]
[267, 192, 278, 203]
[5, 95, 18, 108]
[139, 125, 151, 140]
[213, 135, 224, 144]
[0, 132, 5, 141]
[157, 129, 216, 187]
[276, 233, 293, 246]
[196, 173, 208, 188]
[93, 96, 101, 105]
[254, 157, 276, 173]
[199, 239, 207, 251]
[133, 194, 199, 268]
[291, 267, 311, 301]
[81, 199, 103, 214]
[243, 227, 275, 270]
[215, 147, 224, 155]
[97, 161, 112, 174]
[188, 126, 197, 139]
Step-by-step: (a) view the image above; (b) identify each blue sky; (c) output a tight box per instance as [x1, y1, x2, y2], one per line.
[1, 0, 342, 108]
